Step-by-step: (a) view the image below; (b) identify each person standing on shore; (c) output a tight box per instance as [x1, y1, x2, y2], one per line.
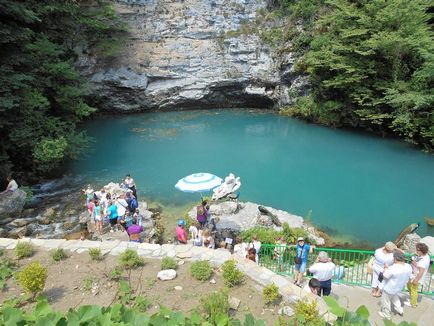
[124, 174, 137, 199]
[1, 176, 18, 194]
[406, 242, 430, 308]
[378, 250, 412, 320]
[175, 219, 188, 244]
[107, 201, 119, 232]
[293, 237, 315, 286]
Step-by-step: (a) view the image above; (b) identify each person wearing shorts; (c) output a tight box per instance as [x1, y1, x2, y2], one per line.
[106, 201, 119, 232]
[293, 237, 315, 286]
[93, 200, 103, 235]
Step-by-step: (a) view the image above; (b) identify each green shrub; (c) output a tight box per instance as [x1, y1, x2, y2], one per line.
[50, 248, 68, 262]
[15, 242, 34, 259]
[292, 299, 325, 325]
[88, 248, 103, 261]
[17, 261, 47, 300]
[108, 267, 123, 281]
[0, 257, 17, 290]
[118, 249, 144, 269]
[190, 260, 213, 281]
[161, 257, 177, 270]
[282, 223, 311, 244]
[240, 227, 281, 244]
[221, 260, 243, 287]
[263, 283, 281, 305]
[83, 276, 95, 291]
[200, 288, 229, 324]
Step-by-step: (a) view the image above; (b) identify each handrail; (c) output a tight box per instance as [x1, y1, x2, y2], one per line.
[257, 244, 434, 295]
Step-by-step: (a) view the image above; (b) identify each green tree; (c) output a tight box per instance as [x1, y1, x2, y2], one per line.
[0, 0, 125, 180]
[289, 0, 433, 150]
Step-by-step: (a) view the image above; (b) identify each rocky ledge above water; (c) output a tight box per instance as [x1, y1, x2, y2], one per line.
[82, 0, 307, 111]
[187, 201, 326, 246]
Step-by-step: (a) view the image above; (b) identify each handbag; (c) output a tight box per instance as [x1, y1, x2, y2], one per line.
[294, 245, 304, 264]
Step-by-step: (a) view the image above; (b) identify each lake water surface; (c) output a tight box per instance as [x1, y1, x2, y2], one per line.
[69, 109, 434, 246]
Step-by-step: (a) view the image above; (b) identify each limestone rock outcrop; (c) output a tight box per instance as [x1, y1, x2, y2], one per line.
[84, 0, 306, 112]
[0, 189, 27, 218]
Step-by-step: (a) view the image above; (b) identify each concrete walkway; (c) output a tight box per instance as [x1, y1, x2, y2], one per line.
[332, 283, 433, 325]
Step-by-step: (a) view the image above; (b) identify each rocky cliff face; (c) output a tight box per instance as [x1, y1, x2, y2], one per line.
[85, 0, 306, 111]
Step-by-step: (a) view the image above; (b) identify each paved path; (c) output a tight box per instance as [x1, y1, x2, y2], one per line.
[332, 283, 433, 325]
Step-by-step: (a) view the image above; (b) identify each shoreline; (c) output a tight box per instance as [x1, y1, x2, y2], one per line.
[2, 177, 384, 250]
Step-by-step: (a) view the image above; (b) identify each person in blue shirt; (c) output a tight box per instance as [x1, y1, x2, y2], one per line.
[293, 237, 315, 286]
[106, 201, 119, 232]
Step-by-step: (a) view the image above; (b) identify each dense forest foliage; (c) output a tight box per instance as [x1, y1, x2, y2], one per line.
[0, 0, 125, 182]
[276, 0, 434, 151]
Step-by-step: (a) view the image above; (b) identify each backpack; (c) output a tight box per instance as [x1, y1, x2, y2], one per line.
[130, 198, 138, 211]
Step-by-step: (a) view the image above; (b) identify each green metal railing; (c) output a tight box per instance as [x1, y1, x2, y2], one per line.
[259, 244, 434, 295]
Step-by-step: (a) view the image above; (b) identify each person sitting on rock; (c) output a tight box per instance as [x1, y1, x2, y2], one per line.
[176, 219, 188, 244]
[202, 229, 215, 249]
[1, 176, 18, 194]
[127, 218, 143, 243]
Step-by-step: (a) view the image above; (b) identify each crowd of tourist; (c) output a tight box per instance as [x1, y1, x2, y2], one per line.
[82, 174, 144, 242]
[371, 241, 431, 320]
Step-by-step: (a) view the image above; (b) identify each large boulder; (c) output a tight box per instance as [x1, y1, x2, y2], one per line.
[401, 233, 422, 254]
[0, 189, 27, 218]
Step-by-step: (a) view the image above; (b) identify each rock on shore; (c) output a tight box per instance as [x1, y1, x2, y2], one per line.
[187, 201, 325, 245]
[0, 189, 27, 217]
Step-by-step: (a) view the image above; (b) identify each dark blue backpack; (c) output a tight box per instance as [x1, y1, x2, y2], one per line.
[130, 198, 138, 211]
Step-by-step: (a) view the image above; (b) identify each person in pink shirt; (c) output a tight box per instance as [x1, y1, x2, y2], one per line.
[176, 219, 188, 244]
[87, 198, 95, 220]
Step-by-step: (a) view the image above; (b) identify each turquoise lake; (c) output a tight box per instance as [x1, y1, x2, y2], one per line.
[70, 109, 434, 246]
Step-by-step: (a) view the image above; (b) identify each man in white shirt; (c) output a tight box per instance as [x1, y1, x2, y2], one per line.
[1, 176, 18, 194]
[308, 251, 336, 296]
[379, 250, 412, 320]
[115, 194, 128, 218]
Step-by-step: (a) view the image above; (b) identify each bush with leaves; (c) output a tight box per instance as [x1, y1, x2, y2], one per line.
[109, 267, 123, 281]
[263, 283, 281, 305]
[88, 248, 103, 261]
[0, 257, 17, 290]
[17, 261, 47, 300]
[291, 298, 325, 325]
[0, 297, 266, 325]
[200, 288, 230, 325]
[15, 242, 34, 259]
[190, 260, 213, 281]
[51, 248, 68, 262]
[161, 257, 177, 270]
[118, 249, 144, 270]
[221, 260, 243, 287]
[240, 227, 281, 244]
